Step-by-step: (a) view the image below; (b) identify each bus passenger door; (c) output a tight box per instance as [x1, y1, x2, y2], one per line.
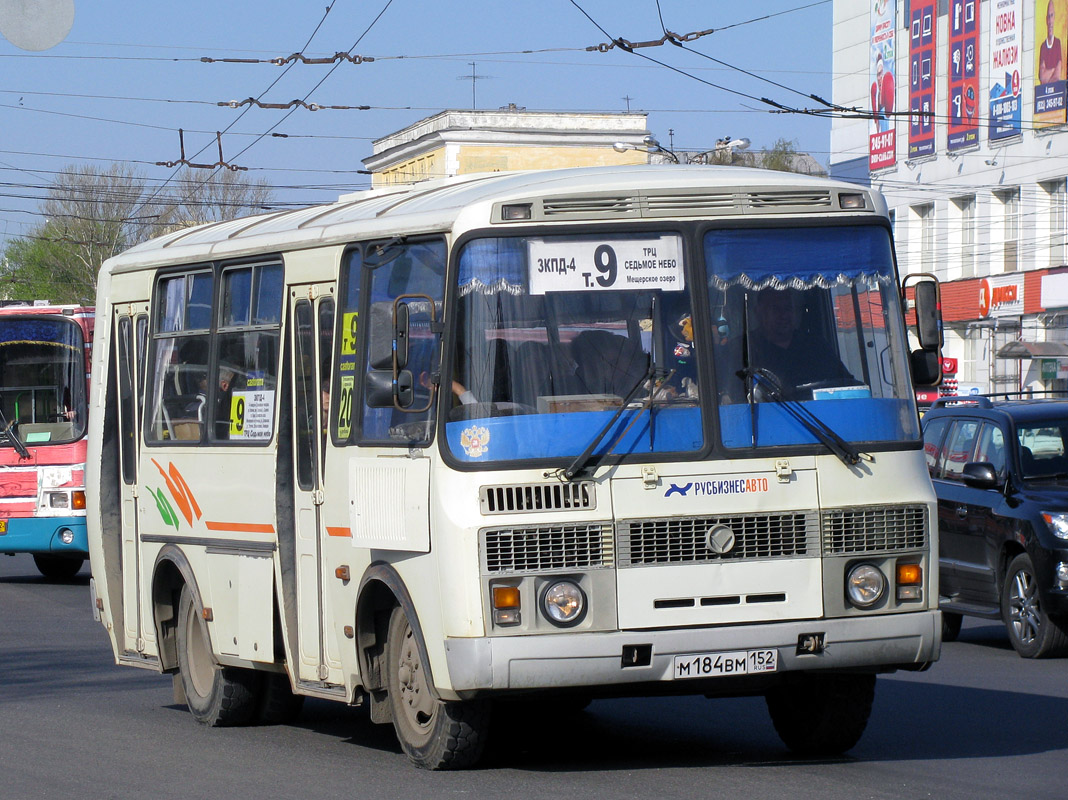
[289, 286, 337, 684]
[115, 306, 149, 655]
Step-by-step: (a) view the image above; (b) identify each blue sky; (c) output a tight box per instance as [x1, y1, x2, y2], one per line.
[0, 0, 832, 246]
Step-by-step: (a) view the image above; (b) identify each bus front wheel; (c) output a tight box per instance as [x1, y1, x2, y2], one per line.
[385, 606, 490, 769]
[177, 585, 260, 726]
[765, 672, 875, 756]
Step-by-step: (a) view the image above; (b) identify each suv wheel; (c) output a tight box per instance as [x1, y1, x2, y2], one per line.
[1001, 553, 1068, 658]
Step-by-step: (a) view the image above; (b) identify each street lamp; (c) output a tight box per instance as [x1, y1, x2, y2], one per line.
[613, 134, 679, 163]
[714, 136, 751, 164]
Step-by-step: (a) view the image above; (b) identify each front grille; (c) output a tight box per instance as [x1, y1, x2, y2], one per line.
[617, 512, 819, 567]
[821, 505, 927, 555]
[482, 523, 613, 573]
[480, 481, 595, 514]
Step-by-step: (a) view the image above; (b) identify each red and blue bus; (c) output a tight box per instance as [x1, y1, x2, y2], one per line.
[0, 303, 93, 579]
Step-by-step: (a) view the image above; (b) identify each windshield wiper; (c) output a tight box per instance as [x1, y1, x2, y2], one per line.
[737, 367, 871, 468]
[557, 364, 658, 480]
[0, 407, 30, 459]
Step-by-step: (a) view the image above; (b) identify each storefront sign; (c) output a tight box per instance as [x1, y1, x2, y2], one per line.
[979, 275, 1025, 317]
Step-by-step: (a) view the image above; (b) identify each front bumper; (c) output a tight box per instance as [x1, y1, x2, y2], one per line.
[443, 610, 941, 695]
[0, 516, 88, 555]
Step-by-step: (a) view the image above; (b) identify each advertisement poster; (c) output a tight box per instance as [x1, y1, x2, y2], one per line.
[989, 0, 1023, 140]
[870, 0, 897, 170]
[1035, 0, 1068, 126]
[909, 0, 937, 158]
[948, 0, 981, 151]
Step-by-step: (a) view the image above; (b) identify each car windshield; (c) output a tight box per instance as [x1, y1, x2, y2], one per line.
[1018, 422, 1068, 479]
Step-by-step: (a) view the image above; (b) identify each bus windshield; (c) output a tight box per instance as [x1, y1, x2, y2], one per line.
[708, 226, 919, 449]
[0, 316, 87, 445]
[447, 225, 917, 466]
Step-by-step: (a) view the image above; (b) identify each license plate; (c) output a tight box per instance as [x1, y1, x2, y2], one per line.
[672, 649, 778, 679]
[0, 519, 6, 534]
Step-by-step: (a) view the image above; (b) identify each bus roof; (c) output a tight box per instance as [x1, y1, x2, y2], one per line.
[101, 164, 881, 275]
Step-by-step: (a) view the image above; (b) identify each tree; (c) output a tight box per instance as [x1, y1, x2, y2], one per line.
[0, 163, 275, 303]
[761, 137, 801, 173]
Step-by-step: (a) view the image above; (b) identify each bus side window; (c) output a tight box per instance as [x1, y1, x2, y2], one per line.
[147, 270, 214, 443]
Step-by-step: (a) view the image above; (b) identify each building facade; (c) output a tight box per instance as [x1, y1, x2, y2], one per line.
[363, 109, 652, 186]
[832, 0, 1068, 395]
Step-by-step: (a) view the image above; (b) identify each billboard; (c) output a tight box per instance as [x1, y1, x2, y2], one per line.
[909, 0, 937, 158]
[948, 0, 981, 151]
[1035, 0, 1068, 127]
[870, 0, 897, 170]
[989, 0, 1023, 141]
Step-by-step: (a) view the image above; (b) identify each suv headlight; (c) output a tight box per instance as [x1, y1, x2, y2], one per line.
[1042, 512, 1068, 540]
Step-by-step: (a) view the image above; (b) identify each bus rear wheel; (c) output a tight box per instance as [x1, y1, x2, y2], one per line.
[765, 673, 876, 756]
[33, 554, 84, 581]
[177, 585, 260, 726]
[386, 606, 490, 770]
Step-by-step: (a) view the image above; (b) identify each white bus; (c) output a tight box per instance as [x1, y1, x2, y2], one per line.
[87, 164, 944, 769]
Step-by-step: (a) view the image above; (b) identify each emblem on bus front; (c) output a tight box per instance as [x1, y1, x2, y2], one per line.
[706, 524, 736, 555]
[460, 425, 490, 458]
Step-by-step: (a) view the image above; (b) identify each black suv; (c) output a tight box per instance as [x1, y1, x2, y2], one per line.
[922, 396, 1068, 658]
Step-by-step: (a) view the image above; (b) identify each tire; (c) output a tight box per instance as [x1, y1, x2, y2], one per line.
[33, 554, 83, 581]
[941, 611, 963, 643]
[765, 673, 876, 757]
[1001, 553, 1068, 658]
[257, 672, 304, 725]
[386, 606, 490, 770]
[176, 585, 261, 726]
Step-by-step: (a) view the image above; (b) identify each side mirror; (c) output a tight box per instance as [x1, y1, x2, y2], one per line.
[911, 349, 942, 387]
[912, 279, 942, 351]
[368, 301, 394, 371]
[962, 461, 1000, 489]
[368, 299, 413, 370]
[394, 302, 409, 369]
[365, 369, 394, 407]
[365, 368, 415, 409]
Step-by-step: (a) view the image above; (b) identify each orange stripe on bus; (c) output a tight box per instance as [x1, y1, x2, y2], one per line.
[326, 527, 352, 538]
[204, 521, 276, 534]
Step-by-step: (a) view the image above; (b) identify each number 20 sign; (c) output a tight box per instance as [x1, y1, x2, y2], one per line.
[527, 235, 684, 295]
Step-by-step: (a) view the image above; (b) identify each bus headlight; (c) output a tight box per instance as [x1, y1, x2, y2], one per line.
[846, 564, 886, 608]
[540, 580, 587, 627]
[59, 528, 75, 545]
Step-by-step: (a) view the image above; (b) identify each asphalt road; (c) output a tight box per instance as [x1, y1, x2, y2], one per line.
[2, 553, 1065, 799]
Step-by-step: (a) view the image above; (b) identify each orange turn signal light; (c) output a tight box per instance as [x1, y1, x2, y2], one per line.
[492, 586, 521, 609]
[897, 563, 922, 585]
[72, 491, 86, 510]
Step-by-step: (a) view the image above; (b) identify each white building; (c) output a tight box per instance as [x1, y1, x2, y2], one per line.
[832, 0, 1068, 395]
